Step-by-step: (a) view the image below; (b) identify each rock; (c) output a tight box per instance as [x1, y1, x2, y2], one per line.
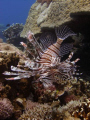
[0, 43, 24, 73]
[20, 0, 90, 37]
[3, 23, 26, 49]
[0, 98, 14, 120]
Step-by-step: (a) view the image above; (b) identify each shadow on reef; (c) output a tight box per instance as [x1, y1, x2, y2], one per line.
[67, 12, 90, 80]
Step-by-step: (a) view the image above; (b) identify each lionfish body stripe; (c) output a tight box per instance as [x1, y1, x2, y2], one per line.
[38, 39, 63, 66]
[3, 25, 80, 88]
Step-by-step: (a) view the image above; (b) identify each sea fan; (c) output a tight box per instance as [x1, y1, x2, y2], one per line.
[3, 25, 79, 88]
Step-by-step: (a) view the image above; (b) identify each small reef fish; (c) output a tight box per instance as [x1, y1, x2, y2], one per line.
[3, 25, 79, 88]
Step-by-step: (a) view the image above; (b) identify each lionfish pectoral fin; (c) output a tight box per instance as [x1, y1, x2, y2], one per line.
[3, 71, 22, 80]
[11, 66, 27, 72]
[5, 76, 21, 80]
[55, 25, 76, 40]
[3, 71, 19, 76]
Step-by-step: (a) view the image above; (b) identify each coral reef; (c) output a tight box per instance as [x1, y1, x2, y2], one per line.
[20, 0, 90, 37]
[71, 98, 90, 120]
[52, 97, 89, 120]
[3, 23, 23, 40]
[18, 98, 90, 120]
[0, 43, 23, 73]
[0, 98, 14, 119]
[18, 100, 52, 120]
[0, 1, 90, 120]
[3, 23, 26, 49]
[0, 82, 11, 98]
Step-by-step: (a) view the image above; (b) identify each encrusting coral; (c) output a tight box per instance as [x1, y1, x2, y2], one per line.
[0, 98, 14, 119]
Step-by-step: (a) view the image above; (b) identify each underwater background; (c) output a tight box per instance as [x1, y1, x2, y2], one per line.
[0, 0, 36, 41]
[0, 0, 90, 120]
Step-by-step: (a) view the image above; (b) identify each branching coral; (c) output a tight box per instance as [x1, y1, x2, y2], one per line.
[71, 98, 90, 120]
[0, 98, 14, 119]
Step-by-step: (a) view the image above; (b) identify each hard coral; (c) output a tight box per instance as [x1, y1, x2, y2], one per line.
[18, 101, 52, 120]
[0, 43, 24, 73]
[52, 99, 83, 120]
[71, 98, 90, 120]
[0, 98, 14, 119]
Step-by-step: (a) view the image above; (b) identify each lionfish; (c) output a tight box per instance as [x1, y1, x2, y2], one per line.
[3, 25, 79, 88]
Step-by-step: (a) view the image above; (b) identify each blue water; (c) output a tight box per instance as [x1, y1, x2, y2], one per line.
[0, 0, 36, 41]
[0, 0, 36, 25]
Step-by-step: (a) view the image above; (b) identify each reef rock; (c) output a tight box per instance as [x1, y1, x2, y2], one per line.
[3, 23, 23, 40]
[0, 43, 24, 73]
[20, 0, 90, 37]
[0, 98, 14, 119]
[3, 23, 26, 49]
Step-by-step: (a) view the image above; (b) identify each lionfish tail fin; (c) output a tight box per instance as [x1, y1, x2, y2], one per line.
[55, 25, 76, 40]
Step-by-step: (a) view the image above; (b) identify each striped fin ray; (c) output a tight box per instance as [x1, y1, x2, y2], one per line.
[3, 71, 19, 76]
[27, 31, 43, 58]
[3, 70, 32, 80]
[39, 32, 57, 50]
[5, 76, 21, 80]
[65, 52, 74, 62]
[59, 42, 73, 57]
[10, 66, 28, 72]
[5, 73, 32, 80]
[20, 42, 35, 58]
[55, 25, 76, 40]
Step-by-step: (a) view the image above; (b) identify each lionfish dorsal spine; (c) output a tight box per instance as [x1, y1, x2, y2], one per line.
[27, 31, 44, 58]
[55, 25, 76, 40]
